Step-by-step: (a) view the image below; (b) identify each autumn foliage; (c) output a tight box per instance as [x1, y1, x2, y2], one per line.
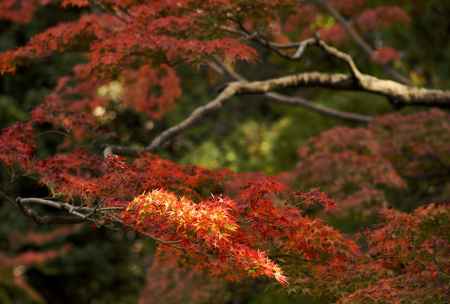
[0, 0, 449, 303]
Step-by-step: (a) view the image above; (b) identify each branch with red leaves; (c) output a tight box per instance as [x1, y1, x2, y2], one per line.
[15, 197, 182, 246]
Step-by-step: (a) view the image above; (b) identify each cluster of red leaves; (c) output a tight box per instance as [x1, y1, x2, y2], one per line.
[0, 14, 107, 75]
[31, 76, 104, 140]
[0, 0, 46, 24]
[370, 109, 450, 179]
[0, 122, 35, 169]
[0, 0, 413, 77]
[32, 149, 103, 200]
[282, 2, 410, 57]
[119, 170, 359, 285]
[13, 106, 446, 290]
[123, 190, 287, 284]
[371, 46, 401, 64]
[291, 126, 405, 215]
[6, 109, 439, 287]
[3, 143, 279, 283]
[26, 63, 181, 144]
[0, 119, 360, 285]
[356, 5, 411, 32]
[288, 110, 450, 216]
[295, 188, 336, 212]
[231, 175, 359, 280]
[16, 150, 225, 204]
[292, 203, 449, 303]
[2, 1, 295, 141]
[122, 64, 181, 119]
[337, 204, 450, 303]
[0, 0, 276, 77]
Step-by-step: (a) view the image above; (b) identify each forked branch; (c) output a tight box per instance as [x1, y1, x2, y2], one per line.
[16, 197, 122, 225]
[313, 0, 410, 84]
[106, 39, 450, 155]
[16, 197, 181, 246]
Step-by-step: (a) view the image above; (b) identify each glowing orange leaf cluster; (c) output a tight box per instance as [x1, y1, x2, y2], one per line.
[123, 189, 288, 284]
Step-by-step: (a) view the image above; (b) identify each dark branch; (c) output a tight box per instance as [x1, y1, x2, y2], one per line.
[15, 197, 181, 245]
[16, 197, 87, 224]
[15, 197, 123, 225]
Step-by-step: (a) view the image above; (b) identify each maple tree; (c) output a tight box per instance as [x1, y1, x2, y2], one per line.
[0, 0, 449, 303]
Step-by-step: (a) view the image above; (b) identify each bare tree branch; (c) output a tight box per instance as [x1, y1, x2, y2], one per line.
[211, 58, 372, 123]
[144, 77, 446, 152]
[16, 197, 87, 224]
[314, 37, 363, 80]
[313, 0, 410, 84]
[16, 197, 182, 246]
[106, 39, 450, 155]
[15, 197, 124, 225]
[266, 92, 373, 122]
[145, 81, 242, 151]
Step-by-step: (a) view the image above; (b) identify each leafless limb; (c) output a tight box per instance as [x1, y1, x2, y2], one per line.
[313, 0, 410, 84]
[315, 37, 363, 80]
[105, 38, 450, 155]
[211, 58, 372, 123]
[15, 197, 122, 225]
[16, 198, 87, 224]
[15, 197, 182, 246]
